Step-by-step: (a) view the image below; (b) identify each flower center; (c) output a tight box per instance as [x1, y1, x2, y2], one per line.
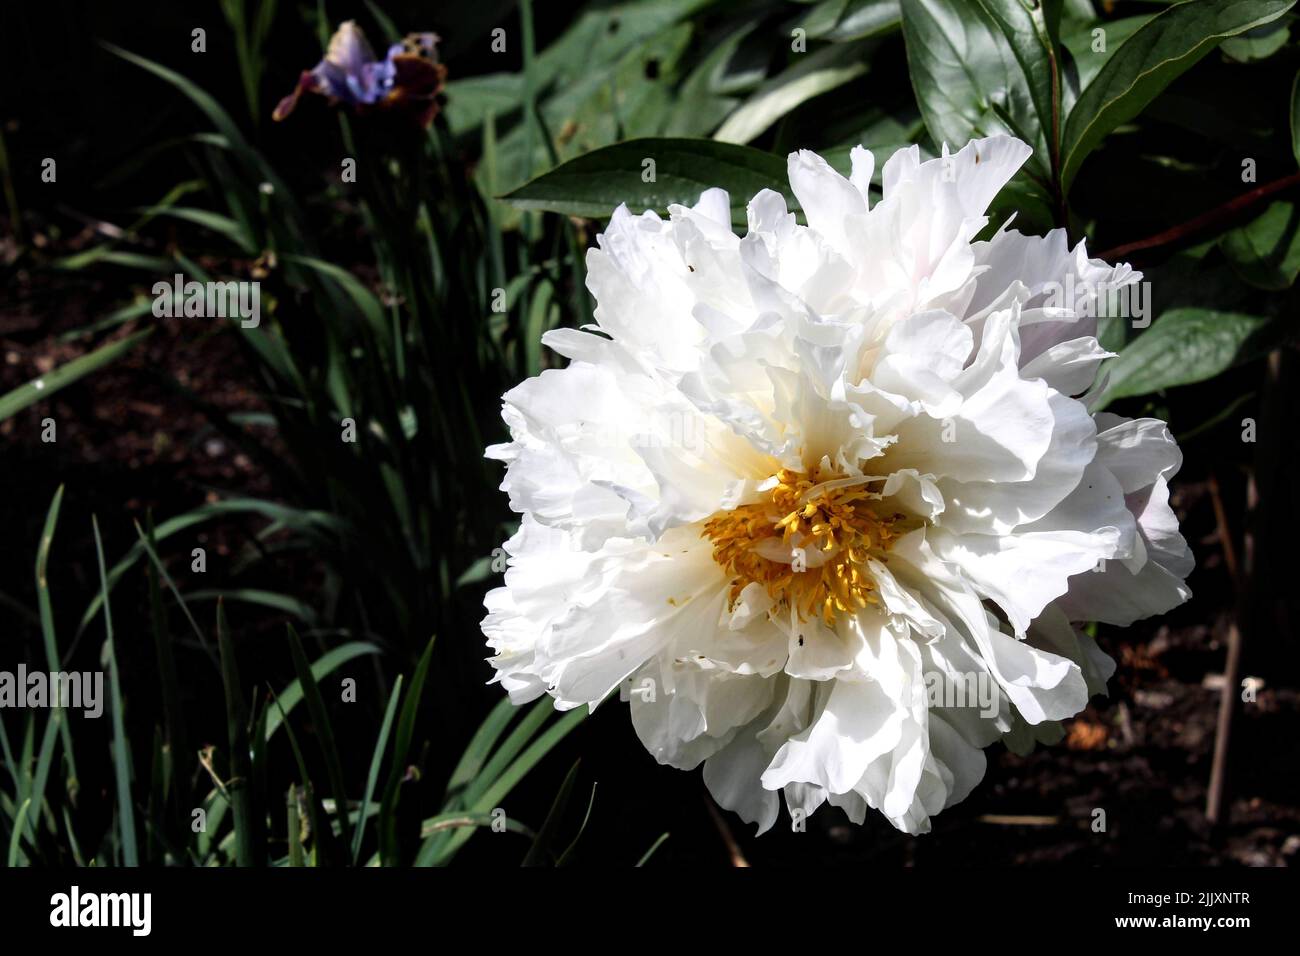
[702, 467, 904, 626]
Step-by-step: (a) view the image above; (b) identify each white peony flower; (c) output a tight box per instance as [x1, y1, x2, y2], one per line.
[481, 135, 1193, 834]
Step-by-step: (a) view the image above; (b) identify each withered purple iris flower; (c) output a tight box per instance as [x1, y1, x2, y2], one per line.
[274, 21, 446, 127]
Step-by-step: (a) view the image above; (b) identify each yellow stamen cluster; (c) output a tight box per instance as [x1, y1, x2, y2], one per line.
[703, 468, 904, 627]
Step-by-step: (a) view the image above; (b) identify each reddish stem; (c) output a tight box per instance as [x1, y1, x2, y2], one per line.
[1098, 169, 1300, 261]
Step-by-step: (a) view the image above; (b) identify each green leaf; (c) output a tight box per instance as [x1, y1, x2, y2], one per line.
[503, 138, 789, 224]
[1060, 0, 1296, 193]
[258, 642, 379, 749]
[103, 42, 288, 195]
[974, 0, 1065, 181]
[416, 811, 533, 841]
[269, 693, 340, 867]
[796, 0, 903, 42]
[34, 486, 77, 786]
[185, 588, 320, 626]
[1096, 307, 1273, 406]
[81, 499, 343, 638]
[1290, 69, 1300, 165]
[713, 41, 873, 145]
[133, 206, 257, 252]
[282, 254, 387, 339]
[378, 638, 435, 865]
[351, 676, 402, 865]
[92, 516, 139, 867]
[442, 696, 518, 804]
[1220, 201, 1300, 290]
[662, 22, 752, 137]
[217, 600, 260, 867]
[901, 0, 1048, 176]
[521, 760, 581, 866]
[1220, 17, 1291, 61]
[285, 624, 353, 853]
[636, 832, 671, 867]
[430, 705, 586, 865]
[1060, 15, 1152, 99]
[14, 713, 60, 866]
[0, 329, 151, 422]
[287, 785, 306, 868]
[7, 799, 31, 868]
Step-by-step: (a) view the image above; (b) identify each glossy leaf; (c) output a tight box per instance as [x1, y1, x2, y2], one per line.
[1060, 0, 1295, 192]
[503, 138, 792, 224]
[1096, 308, 1273, 407]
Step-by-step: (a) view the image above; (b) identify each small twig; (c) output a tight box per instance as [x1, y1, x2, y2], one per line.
[977, 814, 1060, 827]
[1098, 170, 1300, 261]
[1207, 471, 1240, 590]
[704, 796, 750, 868]
[1116, 701, 1136, 749]
[197, 745, 233, 803]
[1207, 350, 1280, 829]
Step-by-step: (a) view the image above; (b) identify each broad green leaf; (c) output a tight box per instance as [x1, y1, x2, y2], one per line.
[796, 0, 902, 42]
[503, 138, 791, 224]
[0, 329, 151, 422]
[714, 40, 873, 145]
[492, 25, 695, 195]
[1096, 308, 1273, 406]
[444, 0, 714, 137]
[662, 21, 753, 137]
[1060, 0, 1295, 192]
[1061, 15, 1152, 102]
[901, 0, 1048, 176]
[1220, 201, 1300, 290]
[975, 0, 1066, 180]
[448, 2, 713, 195]
[1220, 17, 1291, 60]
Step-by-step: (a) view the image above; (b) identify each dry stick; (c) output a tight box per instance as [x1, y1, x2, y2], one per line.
[1098, 170, 1300, 261]
[1205, 351, 1280, 829]
[977, 814, 1060, 827]
[1207, 473, 1239, 588]
[704, 795, 750, 868]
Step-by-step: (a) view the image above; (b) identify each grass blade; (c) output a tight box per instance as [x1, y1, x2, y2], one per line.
[636, 832, 670, 867]
[262, 641, 382, 742]
[0, 329, 152, 421]
[93, 516, 139, 866]
[35, 486, 78, 787]
[285, 623, 353, 852]
[521, 759, 580, 867]
[378, 637, 435, 865]
[351, 675, 403, 865]
[217, 599, 259, 866]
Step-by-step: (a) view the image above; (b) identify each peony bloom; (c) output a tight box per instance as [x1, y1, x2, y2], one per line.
[482, 136, 1192, 834]
[273, 21, 446, 127]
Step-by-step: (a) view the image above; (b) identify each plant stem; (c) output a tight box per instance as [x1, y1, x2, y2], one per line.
[1099, 170, 1300, 261]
